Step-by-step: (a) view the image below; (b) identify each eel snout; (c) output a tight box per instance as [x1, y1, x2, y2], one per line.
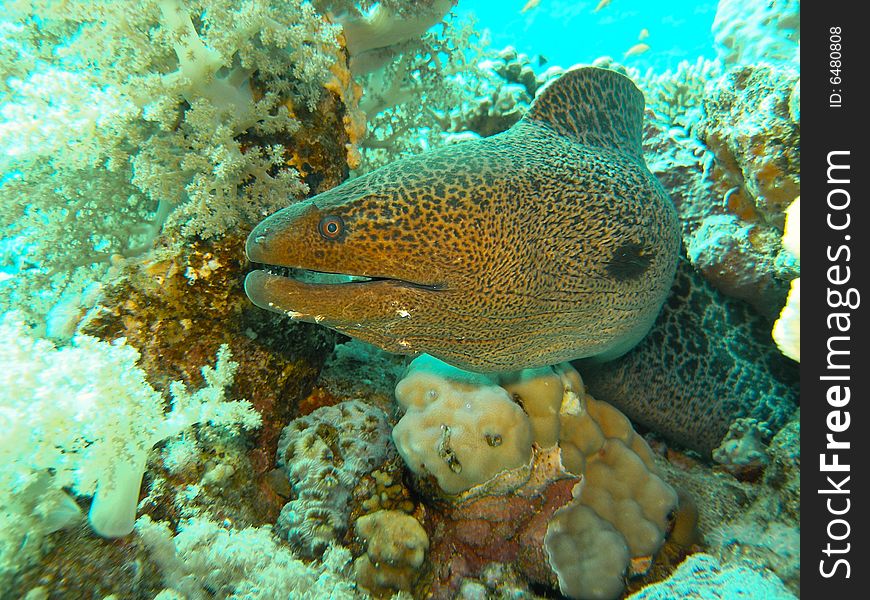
[244, 203, 445, 321]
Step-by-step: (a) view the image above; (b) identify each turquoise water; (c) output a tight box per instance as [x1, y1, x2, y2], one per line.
[459, 0, 719, 72]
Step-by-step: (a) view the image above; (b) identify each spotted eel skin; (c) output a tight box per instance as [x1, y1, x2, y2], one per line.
[579, 257, 799, 456]
[245, 67, 680, 372]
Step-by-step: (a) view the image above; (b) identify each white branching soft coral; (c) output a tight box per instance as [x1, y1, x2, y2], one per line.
[0, 313, 260, 584]
[136, 515, 358, 600]
[0, 0, 341, 321]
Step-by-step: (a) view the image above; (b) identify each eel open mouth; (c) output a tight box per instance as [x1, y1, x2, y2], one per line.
[249, 263, 446, 290]
[260, 264, 380, 285]
[244, 262, 447, 317]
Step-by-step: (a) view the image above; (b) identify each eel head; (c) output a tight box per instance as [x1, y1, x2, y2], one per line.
[244, 162, 473, 360]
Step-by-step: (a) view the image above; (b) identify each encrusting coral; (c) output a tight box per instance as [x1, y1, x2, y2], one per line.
[626, 553, 796, 600]
[694, 65, 799, 232]
[637, 65, 798, 320]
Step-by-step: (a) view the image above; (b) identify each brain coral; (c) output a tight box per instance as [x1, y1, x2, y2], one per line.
[275, 400, 394, 556]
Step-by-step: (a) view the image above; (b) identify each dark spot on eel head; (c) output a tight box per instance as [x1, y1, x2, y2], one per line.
[607, 241, 653, 281]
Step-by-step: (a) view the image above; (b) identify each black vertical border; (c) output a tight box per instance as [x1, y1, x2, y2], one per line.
[803, 2, 868, 596]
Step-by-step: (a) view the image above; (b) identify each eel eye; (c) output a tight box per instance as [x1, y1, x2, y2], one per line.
[318, 215, 344, 240]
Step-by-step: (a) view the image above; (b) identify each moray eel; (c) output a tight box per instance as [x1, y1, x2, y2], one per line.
[580, 259, 800, 456]
[245, 67, 680, 372]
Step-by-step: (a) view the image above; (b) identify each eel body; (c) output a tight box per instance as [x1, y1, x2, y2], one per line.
[580, 259, 800, 456]
[245, 67, 680, 372]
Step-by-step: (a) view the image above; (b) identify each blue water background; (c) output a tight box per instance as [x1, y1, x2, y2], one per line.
[458, 0, 719, 73]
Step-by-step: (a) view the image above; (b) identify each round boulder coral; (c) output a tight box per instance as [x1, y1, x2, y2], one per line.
[392, 356, 534, 495]
[392, 356, 679, 600]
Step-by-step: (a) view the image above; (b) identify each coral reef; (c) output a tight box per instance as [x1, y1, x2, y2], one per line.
[81, 236, 335, 454]
[0, 0, 392, 590]
[706, 413, 800, 593]
[336, 0, 456, 75]
[0, 314, 260, 584]
[763, 413, 800, 524]
[136, 515, 359, 599]
[638, 57, 721, 126]
[11, 524, 165, 599]
[435, 46, 556, 139]
[712, 418, 772, 477]
[76, 234, 338, 541]
[0, 0, 803, 596]
[626, 553, 796, 599]
[306, 339, 407, 416]
[353, 509, 430, 597]
[0, 0, 354, 324]
[275, 400, 396, 557]
[712, 0, 800, 67]
[640, 61, 799, 317]
[580, 259, 799, 457]
[455, 563, 539, 599]
[422, 445, 580, 598]
[688, 64, 799, 313]
[652, 409, 800, 595]
[347, 4, 485, 172]
[393, 356, 677, 600]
